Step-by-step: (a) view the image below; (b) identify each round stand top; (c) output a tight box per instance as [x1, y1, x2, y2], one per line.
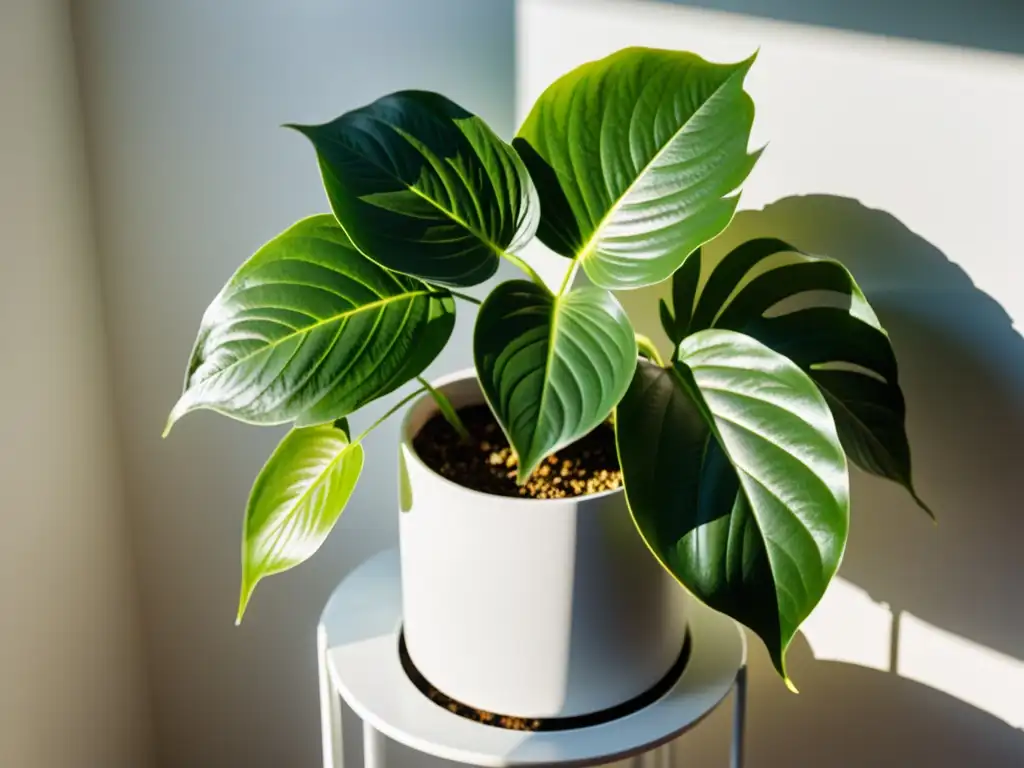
[320, 548, 745, 767]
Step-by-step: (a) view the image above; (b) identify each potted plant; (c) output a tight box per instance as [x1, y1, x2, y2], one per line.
[165, 46, 929, 717]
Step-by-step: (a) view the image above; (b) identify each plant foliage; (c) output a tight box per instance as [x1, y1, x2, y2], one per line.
[166, 46, 926, 682]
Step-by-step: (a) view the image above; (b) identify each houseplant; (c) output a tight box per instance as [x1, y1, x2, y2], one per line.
[165, 46, 929, 710]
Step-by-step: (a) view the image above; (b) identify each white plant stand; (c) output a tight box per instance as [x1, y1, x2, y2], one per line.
[318, 548, 748, 768]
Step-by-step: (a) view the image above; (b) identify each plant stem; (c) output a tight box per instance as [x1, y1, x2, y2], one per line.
[635, 333, 665, 367]
[417, 376, 471, 440]
[448, 290, 482, 306]
[502, 250, 547, 290]
[350, 386, 428, 447]
[557, 259, 581, 296]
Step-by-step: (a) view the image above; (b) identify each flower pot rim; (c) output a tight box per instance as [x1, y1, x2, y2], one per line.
[400, 366, 624, 508]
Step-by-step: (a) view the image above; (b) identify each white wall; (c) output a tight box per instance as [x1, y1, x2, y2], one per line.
[72, 1, 515, 765]
[0, 1, 152, 766]
[68, 0, 1024, 764]
[519, 1, 1024, 766]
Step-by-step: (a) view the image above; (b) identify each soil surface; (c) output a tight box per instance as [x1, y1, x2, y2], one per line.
[412, 405, 622, 499]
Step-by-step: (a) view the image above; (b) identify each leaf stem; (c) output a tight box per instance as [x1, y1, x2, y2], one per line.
[448, 290, 482, 306]
[417, 376, 471, 440]
[502, 250, 547, 290]
[635, 334, 665, 367]
[558, 260, 581, 296]
[350, 386, 428, 447]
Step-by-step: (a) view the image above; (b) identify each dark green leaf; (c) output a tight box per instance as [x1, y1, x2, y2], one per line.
[514, 47, 759, 290]
[166, 215, 455, 431]
[290, 91, 538, 287]
[616, 332, 849, 682]
[474, 280, 636, 481]
[237, 418, 363, 622]
[667, 237, 930, 515]
[659, 246, 702, 345]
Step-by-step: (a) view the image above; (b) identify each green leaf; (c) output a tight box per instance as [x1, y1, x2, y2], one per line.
[514, 47, 759, 291]
[417, 376, 470, 441]
[667, 238, 930, 516]
[616, 331, 850, 683]
[474, 280, 636, 481]
[166, 215, 455, 432]
[237, 418, 364, 623]
[290, 90, 538, 287]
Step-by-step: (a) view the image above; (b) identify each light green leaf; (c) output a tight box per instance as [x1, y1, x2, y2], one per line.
[237, 418, 364, 623]
[616, 331, 849, 683]
[514, 47, 759, 291]
[290, 90, 538, 287]
[667, 238, 930, 516]
[166, 215, 455, 431]
[474, 280, 636, 481]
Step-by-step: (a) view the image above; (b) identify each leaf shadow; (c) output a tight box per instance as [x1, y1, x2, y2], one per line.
[734, 632, 1024, 767]
[620, 193, 1024, 762]
[719, 195, 1024, 666]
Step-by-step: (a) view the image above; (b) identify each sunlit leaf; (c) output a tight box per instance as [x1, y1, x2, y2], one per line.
[237, 418, 363, 622]
[166, 215, 455, 431]
[515, 47, 759, 290]
[617, 331, 849, 682]
[474, 280, 636, 480]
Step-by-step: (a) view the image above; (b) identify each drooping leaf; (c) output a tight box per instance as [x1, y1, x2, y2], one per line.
[616, 331, 849, 682]
[666, 237, 930, 515]
[474, 280, 636, 481]
[237, 418, 363, 622]
[166, 215, 455, 432]
[514, 47, 759, 290]
[290, 91, 538, 287]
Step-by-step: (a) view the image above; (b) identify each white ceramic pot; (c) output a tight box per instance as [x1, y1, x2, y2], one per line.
[398, 369, 688, 719]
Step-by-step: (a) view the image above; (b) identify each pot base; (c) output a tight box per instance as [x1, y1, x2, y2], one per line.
[398, 629, 693, 732]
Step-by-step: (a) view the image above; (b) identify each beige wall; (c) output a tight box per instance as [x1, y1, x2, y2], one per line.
[0, 1, 152, 766]
[519, 1, 1024, 765]
[71, 1, 515, 765]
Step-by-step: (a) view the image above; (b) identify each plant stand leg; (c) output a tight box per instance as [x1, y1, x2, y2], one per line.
[318, 626, 345, 768]
[730, 665, 747, 768]
[636, 740, 673, 768]
[363, 721, 386, 768]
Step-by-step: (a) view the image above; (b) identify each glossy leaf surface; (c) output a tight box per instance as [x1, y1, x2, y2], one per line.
[515, 47, 759, 290]
[167, 215, 455, 431]
[616, 332, 849, 680]
[291, 90, 538, 287]
[667, 238, 929, 515]
[238, 419, 364, 622]
[474, 280, 636, 481]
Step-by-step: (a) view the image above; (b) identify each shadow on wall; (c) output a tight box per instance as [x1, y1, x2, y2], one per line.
[646, 0, 1024, 55]
[760, 633, 1024, 767]
[618, 194, 1024, 766]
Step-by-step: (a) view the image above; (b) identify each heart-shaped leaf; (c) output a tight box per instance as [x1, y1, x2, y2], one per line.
[666, 238, 930, 516]
[474, 281, 636, 481]
[616, 331, 849, 682]
[166, 215, 455, 432]
[237, 418, 363, 622]
[514, 47, 759, 291]
[290, 90, 538, 287]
